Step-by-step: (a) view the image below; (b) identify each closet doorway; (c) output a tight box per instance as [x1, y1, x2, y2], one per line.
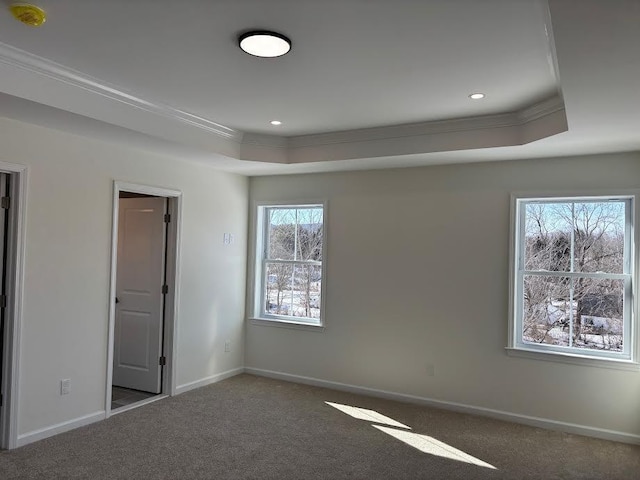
[106, 183, 181, 415]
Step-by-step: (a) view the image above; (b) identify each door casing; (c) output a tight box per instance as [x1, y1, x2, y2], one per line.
[0, 162, 27, 450]
[106, 181, 182, 417]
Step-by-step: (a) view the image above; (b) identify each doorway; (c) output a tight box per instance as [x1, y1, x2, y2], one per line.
[107, 182, 181, 416]
[0, 164, 27, 450]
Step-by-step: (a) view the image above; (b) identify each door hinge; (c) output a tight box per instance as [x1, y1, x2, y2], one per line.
[0, 197, 9, 209]
[162, 285, 168, 294]
[164, 213, 171, 223]
[0, 393, 3, 407]
[159, 356, 166, 366]
[0, 295, 6, 309]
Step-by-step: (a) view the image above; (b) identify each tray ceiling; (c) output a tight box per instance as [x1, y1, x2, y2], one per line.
[0, 0, 637, 174]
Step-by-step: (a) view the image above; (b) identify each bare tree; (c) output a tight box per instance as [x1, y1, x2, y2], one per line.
[294, 208, 323, 317]
[267, 221, 295, 314]
[265, 207, 323, 318]
[523, 201, 625, 350]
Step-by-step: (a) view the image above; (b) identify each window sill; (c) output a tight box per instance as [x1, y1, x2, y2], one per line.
[505, 347, 640, 371]
[249, 317, 325, 332]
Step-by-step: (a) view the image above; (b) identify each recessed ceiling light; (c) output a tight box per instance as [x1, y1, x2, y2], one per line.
[270, 120, 282, 126]
[239, 31, 291, 58]
[469, 93, 485, 100]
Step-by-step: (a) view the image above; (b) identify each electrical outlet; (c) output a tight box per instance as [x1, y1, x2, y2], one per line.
[60, 379, 71, 395]
[224, 340, 231, 352]
[426, 364, 435, 377]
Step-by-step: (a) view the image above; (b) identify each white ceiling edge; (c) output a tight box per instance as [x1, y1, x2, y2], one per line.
[1, 93, 637, 179]
[0, 42, 238, 139]
[0, 93, 267, 173]
[0, 41, 566, 167]
[243, 144, 640, 177]
[283, 97, 567, 164]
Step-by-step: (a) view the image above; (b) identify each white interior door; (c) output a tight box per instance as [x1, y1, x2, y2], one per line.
[113, 196, 166, 393]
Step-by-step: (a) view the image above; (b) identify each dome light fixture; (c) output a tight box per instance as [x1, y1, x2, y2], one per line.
[270, 120, 282, 126]
[239, 31, 291, 58]
[469, 92, 486, 100]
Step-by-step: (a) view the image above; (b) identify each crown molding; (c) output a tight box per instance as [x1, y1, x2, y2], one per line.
[238, 95, 565, 159]
[519, 94, 564, 123]
[240, 132, 288, 148]
[0, 42, 241, 140]
[287, 112, 516, 149]
[287, 95, 564, 150]
[0, 41, 566, 166]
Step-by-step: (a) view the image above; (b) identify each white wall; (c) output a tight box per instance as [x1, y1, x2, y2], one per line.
[0, 118, 248, 438]
[247, 152, 640, 438]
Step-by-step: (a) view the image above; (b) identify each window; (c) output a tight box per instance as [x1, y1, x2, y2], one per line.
[254, 203, 325, 326]
[511, 196, 635, 361]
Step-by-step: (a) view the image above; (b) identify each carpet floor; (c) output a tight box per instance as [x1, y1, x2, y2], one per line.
[1, 374, 638, 479]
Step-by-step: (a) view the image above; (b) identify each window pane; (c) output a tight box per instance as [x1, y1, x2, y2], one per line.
[261, 204, 323, 324]
[296, 207, 323, 261]
[517, 197, 631, 359]
[265, 263, 322, 321]
[573, 278, 624, 352]
[523, 275, 625, 352]
[523, 275, 571, 346]
[572, 202, 625, 274]
[265, 263, 294, 315]
[268, 208, 296, 260]
[293, 265, 322, 319]
[524, 203, 572, 272]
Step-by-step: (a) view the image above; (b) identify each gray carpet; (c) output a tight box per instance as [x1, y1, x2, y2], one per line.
[1, 374, 638, 479]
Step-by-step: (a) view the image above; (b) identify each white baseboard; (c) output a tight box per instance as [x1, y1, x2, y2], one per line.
[12, 368, 243, 449]
[17, 410, 106, 448]
[245, 367, 640, 445]
[175, 367, 244, 395]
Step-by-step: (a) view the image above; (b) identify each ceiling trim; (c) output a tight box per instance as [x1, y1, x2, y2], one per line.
[237, 96, 565, 151]
[0, 42, 240, 139]
[0, 41, 566, 166]
[236, 96, 566, 164]
[519, 95, 564, 123]
[288, 96, 565, 149]
[240, 132, 289, 148]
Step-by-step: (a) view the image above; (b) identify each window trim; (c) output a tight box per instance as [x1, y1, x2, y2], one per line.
[250, 200, 328, 329]
[508, 192, 639, 367]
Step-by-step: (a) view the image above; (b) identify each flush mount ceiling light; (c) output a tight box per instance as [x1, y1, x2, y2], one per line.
[469, 93, 486, 100]
[270, 120, 282, 126]
[238, 31, 291, 58]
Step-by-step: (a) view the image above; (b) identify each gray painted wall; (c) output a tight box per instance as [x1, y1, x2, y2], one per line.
[0, 118, 248, 437]
[247, 152, 640, 437]
[2, 112, 638, 443]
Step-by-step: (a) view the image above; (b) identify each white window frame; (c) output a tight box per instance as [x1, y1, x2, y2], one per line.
[508, 193, 639, 368]
[251, 201, 327, 329]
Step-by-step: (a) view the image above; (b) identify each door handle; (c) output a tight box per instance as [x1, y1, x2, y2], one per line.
[115, 297, 120, 304]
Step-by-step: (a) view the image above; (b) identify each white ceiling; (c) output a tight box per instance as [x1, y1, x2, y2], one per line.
[0, 0, 638, 175]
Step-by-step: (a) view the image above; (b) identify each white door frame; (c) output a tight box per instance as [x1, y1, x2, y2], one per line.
[0, 162, 28, 450]
[106, 181, 182, 418]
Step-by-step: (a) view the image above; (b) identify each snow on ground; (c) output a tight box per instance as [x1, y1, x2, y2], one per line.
[526, 326, 622, 351]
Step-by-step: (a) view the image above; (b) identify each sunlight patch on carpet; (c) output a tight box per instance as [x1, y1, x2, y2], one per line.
[373, 425, 497, 469]
[325, 402, 411, 429]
